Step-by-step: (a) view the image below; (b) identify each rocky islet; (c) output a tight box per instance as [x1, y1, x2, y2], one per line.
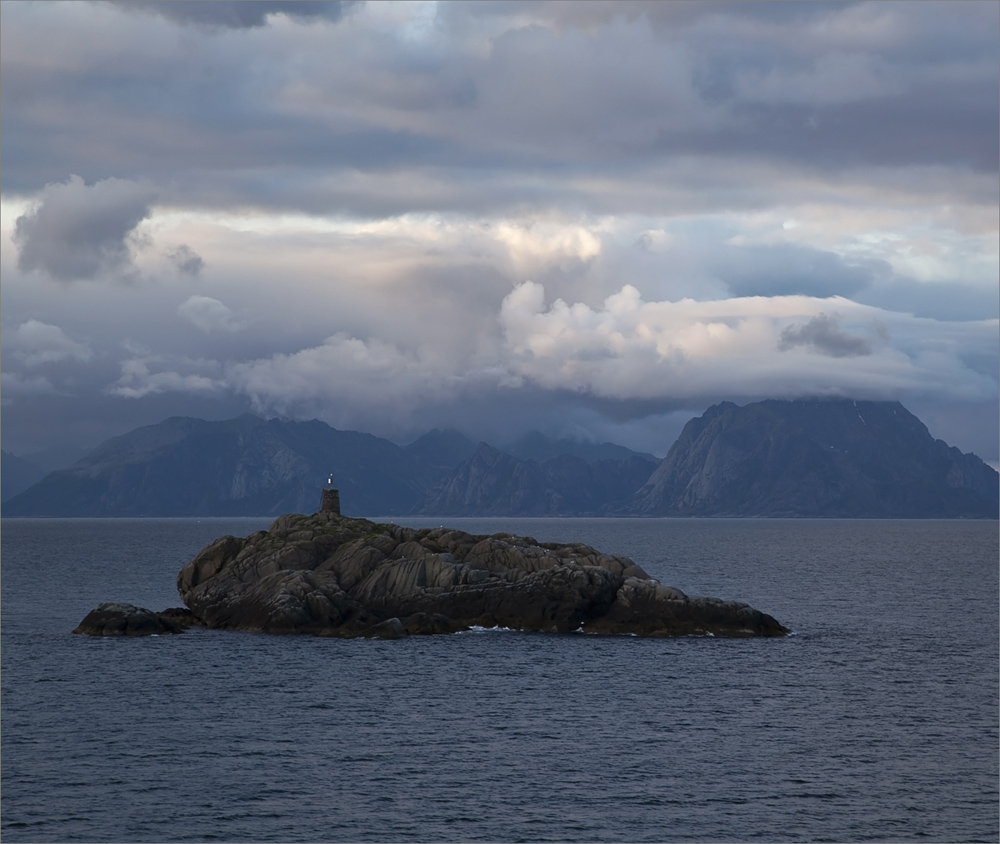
[74, 509, 788, 639]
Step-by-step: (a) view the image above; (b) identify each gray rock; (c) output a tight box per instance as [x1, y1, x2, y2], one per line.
[169, 512, 788, 638]
[72, 603, 191, 636]
[361, 617, 408, 639]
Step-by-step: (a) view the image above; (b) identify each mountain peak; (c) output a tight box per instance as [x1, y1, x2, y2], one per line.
[625, 398, 998, 518]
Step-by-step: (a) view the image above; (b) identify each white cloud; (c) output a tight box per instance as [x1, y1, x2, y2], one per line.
[5, 320, 93, 366]
[493, 220, 603, 275]
[226, 332, 481, 420]
[106, 357, 221, 399]
[498, 281, 998, 402]
[177, 295, 244, 333]
[100, 279, 997, 427]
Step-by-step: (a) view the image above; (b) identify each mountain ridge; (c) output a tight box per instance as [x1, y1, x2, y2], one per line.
[411, 443, 658, 516]
[3, 416, 657, 517]
[621, 398, 998, 518]
[4, 400, 996, 518]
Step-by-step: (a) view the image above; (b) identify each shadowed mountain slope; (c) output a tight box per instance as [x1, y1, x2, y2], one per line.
[622, 399, 998, 518]
[2, 415, 442, 517]
[403, 428, 478, 473]
[412, 443, 658, 516]
[503, 430, 658, 465]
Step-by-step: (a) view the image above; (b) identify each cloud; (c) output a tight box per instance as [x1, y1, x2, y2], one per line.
[634, 229, 673, 252]
[5, 320, 93, 366]
[855, 277, 1000, 322]
[100, 280, 997, 430]
[497, 281, 997, 402]
[111, 1, 355, 30]
[0, 371, 59, 399]
[106, 357, 221, 399]
[12, 176, 156, 281]
[778, 313, 875, 357]
[0, 1, 996, 464]
[2, 1, 995, 211]
[716, 244, 886, 298]
[225, 332, 482, 421]
[177, 295, 243, 333]
[168, 244, 205, 276]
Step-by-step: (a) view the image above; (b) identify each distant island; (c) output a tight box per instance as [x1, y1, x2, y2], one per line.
[6, 399, 998, 518]
[74, 500, 788, 639]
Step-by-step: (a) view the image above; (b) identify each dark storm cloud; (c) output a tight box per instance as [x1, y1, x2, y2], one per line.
[1, 0, 996, 212]
[168, 244, 205, 277]
[778, 314, 874, 358]
[717, 244, 887, 299]
[693, 85, 1000, 173]
[12, 175, 156, 281]
[112, 1, 355, 30]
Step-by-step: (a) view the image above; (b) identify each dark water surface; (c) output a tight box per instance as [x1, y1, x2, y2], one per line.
[2, 517, 997, 843]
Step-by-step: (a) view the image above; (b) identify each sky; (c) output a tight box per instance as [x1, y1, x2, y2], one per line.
[1, 0, 998, 465]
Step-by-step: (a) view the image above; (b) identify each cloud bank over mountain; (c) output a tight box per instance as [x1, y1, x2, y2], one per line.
[1, 0, 996, 462]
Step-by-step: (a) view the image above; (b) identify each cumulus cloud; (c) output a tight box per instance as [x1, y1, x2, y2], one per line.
[497, 281, 997, 402]
[778, 313, 875, 357]
[5, 320, 93, 366]
[101, 280, 997, 428]
[12, 176, 156, 281]
[493, 220, 603, 275]
[106, 357, 221, 399]
[225, 332, 482, 421]
[177, 295, 243, 333]
[168, 245, 205, 276]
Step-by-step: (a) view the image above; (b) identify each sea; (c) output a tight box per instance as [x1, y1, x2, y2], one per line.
[1, 516, 997, 843]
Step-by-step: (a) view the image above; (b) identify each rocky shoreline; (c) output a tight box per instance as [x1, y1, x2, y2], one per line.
[74, 510, 788, 639]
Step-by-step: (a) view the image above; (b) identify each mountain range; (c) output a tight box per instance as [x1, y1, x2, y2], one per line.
[3, 399, 997, 518]
[1, 415, 656, 517]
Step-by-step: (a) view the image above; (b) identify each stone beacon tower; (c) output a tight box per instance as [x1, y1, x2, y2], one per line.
[320, 474, 341, 516]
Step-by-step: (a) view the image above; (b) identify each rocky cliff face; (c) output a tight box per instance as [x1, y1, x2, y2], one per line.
[624, 399, 999, 518]
[413, 443, 657, 516]
[74, 510, 787, 638]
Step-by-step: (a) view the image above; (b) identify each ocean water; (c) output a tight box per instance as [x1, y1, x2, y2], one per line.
[1, 516, 997, 843]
